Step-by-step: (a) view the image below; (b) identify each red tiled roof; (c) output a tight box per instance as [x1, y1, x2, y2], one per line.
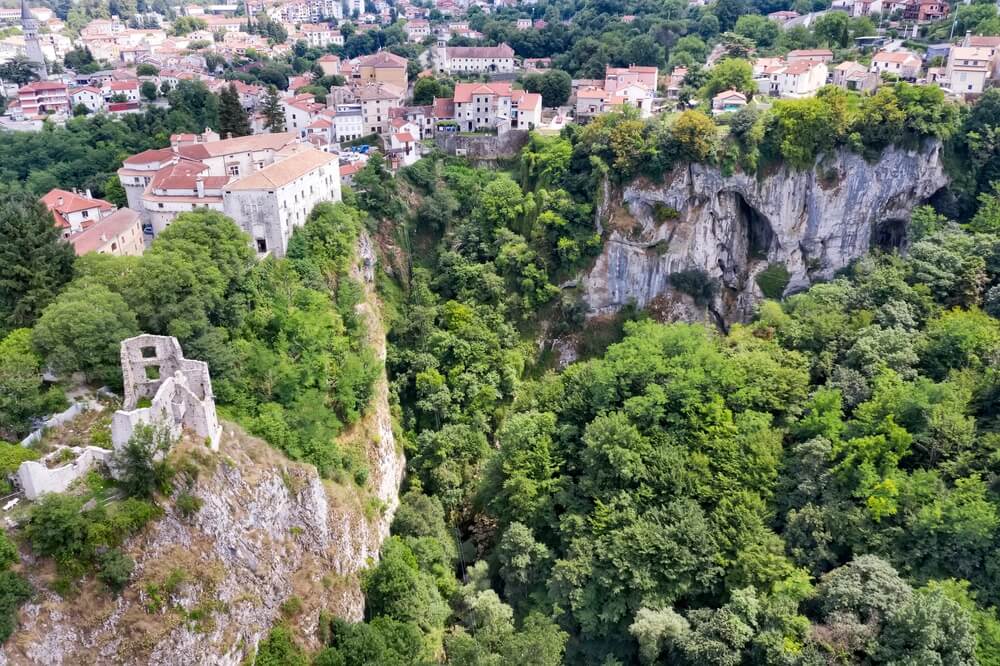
[395, 132, 416, 142]
[453, 81, 512, 103]
[446, 43, 515, 59]
[69, 208, 141, 255]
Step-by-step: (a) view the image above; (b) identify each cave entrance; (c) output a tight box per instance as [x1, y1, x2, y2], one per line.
[872, 218, 907, 251]
[735, 193, 775, 261]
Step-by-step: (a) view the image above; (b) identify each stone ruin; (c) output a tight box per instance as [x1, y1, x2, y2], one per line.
[15, 335, 222, 500]
[111, 334, 222, 452]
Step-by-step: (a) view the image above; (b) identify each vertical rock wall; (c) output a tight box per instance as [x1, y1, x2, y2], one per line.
[580, 143, 949, 324]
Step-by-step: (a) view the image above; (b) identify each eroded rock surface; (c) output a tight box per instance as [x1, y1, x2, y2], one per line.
[581, 143, 948, 324]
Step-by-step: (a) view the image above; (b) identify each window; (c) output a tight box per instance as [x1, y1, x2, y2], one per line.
[158, 202, 164, 208]
[81, 210, 89, 218]
[228, 164, 240, 176]
[256, 237, 267, 252]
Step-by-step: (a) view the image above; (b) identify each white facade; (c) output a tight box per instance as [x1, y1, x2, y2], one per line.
[70, 87, 105, 112]
[333, 103, 365, 141]
[223, 146, 342, 257]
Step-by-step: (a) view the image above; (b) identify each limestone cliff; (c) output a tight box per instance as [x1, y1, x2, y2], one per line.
[2, 232, 405, 666]
[579, 143, 948, 325]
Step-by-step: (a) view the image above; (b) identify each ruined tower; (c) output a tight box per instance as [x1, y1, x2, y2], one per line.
[21, 0, 47, 80]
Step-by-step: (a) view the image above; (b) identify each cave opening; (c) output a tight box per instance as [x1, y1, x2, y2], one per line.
[872, 218, 908, 251]
[735, 193, 775, 260]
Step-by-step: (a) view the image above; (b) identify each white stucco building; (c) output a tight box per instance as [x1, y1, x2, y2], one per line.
[223, 145, 341, 256]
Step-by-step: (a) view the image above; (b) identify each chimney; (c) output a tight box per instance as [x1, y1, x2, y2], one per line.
[57, 196, 63, 206]
[85, 188, 92, 199]
[196, 176, 205, 198]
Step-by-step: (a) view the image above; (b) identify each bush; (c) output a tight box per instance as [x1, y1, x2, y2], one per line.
[97, 549, 134, 592]
[670, 269, 718, 306]
[755, 263, 791, 299]
[0, 571, 31, 642]
[0, 532, 18, 571]
[111, 424, 175, 499]
[175, 492, 203, 519]
[254, 625, 308, 666]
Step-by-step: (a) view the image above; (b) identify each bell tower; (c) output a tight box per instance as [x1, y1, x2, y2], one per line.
[21, 0, 48, 80]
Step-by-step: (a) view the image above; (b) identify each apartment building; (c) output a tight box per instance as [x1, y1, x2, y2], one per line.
[68, 209, 145, 257]
[604, 64, 658, 94]
[15, 80, 70, 118]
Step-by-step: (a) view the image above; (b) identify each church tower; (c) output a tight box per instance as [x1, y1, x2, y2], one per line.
[21, 0, 48, 80]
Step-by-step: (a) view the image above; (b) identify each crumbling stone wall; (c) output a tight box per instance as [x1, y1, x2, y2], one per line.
[17, 447, 111, 500]
[112, 335, 222, 452]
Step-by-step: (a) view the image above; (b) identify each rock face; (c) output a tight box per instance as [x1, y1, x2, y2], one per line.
[2, 233, 405, 666]
[580, 143, 949, 325]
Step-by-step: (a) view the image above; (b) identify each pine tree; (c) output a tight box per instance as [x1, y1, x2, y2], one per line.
[0, 194, 75, 334]
[218, 83, 251, 138]
[261, 84, 285, 133]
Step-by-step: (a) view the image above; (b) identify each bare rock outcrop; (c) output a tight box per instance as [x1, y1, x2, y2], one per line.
[580, 142, 949, 324]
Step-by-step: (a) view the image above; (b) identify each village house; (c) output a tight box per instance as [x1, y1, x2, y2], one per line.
[41, 188, 114, 236]
[357, 81, 406, 135]
[510, 89, 542, 130]
[945, 46, 994, 94]
[869, 50, 922, 80]
[67, 209, 145, 257]
[405, 18, 431, 41]
[604, 64, 658, 94]
[961, 33, 1000, 79]
[786, 48, 834, 63]
[833, 60, 878, 91]
[316, 54, 342, 76]
[758, 59, 828, 98]
[69, 86, 105, 113]
[711, 89, 747, 114]
[388, 119, 421, 167]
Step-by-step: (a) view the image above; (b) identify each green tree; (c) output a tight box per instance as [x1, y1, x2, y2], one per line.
[261, 84, 285, 132]
[0, 329, 62, 440]
[110, 424, 175, 499]
[0, 194, 75, 333]
[140, 80, 158, 101]
[671, 110, 717, 162]
[218, 83, 251, 138]
[254, 625, 308, 666]
[700, 58, 755, 101]
[32, 281, 139, 384]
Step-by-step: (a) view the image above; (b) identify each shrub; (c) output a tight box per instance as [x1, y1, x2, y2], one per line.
[111, 424, 175, 499]
[755, 263, 791, 299]
[254, 625, 308, 666]
[280, 595, 303, 618]
[0, 571, 31, 641]
[97, 549, 135, 592]
[670, 269, 718, 306]
[0, 532, 18, 571]
[175, 492, 203, 519]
